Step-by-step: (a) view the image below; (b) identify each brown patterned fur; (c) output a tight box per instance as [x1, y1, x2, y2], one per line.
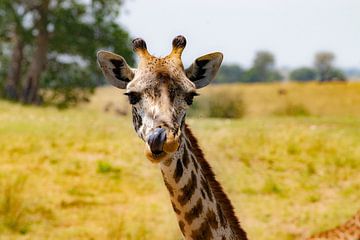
[185, 125, 248, 239]
[307, 210, 360, 240]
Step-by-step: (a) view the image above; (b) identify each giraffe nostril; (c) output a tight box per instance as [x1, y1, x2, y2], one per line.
[147, 128, 167, 154]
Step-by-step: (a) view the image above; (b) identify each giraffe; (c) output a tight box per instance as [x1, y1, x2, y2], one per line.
[97, 35, 248, 240]
[306, 210, 360, 240]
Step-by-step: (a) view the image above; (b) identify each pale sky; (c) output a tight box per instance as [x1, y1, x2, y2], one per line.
[118, 0, 360, 69]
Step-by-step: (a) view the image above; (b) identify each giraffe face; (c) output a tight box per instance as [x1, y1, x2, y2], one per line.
[125, 62, 196, 162]
[97, 36, 223, 163]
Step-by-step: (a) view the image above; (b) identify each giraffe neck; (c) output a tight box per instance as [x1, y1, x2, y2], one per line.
[159, 125, 248, 240]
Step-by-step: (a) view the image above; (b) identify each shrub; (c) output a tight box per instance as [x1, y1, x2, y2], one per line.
[289, 67, 317, 81]
[0, 175, 29, 233]
[188, 87, 246, 118]
[97, 161, 122, 178]
[274, 102, 310, 116]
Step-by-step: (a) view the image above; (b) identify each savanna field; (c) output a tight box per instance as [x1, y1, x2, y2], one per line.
[1, 82, 360, 240]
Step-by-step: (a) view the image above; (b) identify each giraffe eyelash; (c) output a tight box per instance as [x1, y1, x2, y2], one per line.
[124, 92, 141, 105]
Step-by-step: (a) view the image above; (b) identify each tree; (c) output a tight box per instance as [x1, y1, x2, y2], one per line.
[314, 52, 346, 82]
[289, 67, 317, 81]
[22, 0, 50, 104]
[0, 0, 33, 100]
[314, 52, 334, 82]
[214, 64, 244, 83]
[242, 51, 283, 83]
[253, 51, 274, 71]
[0, 0, 134, 106]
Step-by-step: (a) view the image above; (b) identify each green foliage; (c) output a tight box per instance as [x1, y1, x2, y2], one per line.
[97, 161, 122, 178]
[290, 67, 317, 81]
[40, 61, 97, 108]
[214, 64, 244, 83]
[242, 67, 283, 83]
[49, 3, 134, 67]
[327, 68, 347, 81]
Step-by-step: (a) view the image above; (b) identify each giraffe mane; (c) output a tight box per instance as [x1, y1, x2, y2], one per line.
[184, 124, 248, 239]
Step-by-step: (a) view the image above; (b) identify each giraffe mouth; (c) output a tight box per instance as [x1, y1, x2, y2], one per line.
[152, 150, 166, 159]
[145, 128, 180, 163]
[145, 148, 168, 163]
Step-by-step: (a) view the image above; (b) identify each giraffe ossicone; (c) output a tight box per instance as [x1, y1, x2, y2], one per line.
[97, 36, 248, 239]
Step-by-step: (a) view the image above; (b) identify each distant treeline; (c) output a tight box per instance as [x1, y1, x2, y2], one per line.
[215, 51, 347, 84]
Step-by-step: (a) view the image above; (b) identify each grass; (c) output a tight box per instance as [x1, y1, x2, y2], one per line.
[0, 82, 359, 239]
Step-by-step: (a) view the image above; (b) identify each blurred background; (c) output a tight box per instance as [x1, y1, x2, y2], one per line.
[0, 0, 359, 239]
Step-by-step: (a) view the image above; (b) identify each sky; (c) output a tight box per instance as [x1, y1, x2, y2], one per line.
[118, 0, 360, 69]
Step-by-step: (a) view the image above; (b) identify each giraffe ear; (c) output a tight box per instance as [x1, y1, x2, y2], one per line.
[185, 52, 223, 89]
[97, 50, 135, 89]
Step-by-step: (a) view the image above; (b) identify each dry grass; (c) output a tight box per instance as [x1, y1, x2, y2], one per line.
[0, 175, 29, 234]
[0, 82, 359, 239]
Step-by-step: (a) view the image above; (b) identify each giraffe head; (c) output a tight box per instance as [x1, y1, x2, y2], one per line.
[97, 36, 223, 163]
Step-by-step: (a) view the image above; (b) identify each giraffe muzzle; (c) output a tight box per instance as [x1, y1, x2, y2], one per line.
[147, 127, 167, 154]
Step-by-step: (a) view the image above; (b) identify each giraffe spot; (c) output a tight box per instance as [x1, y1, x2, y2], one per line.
[216, 203, 228, 228]
[192, 156, 199, 171]
[178, 220, 185, 234]
[184, 198, 203, 224]
[132, 108, 142, 131]
[171, 201, 180, 215]
[178, 171, 197, 205]
[163, 177, 174, 196]
[183, 146, 190, 169]
[173, 158, 183, 183]
[191, 220, 213, 240]
[201, 189, 206, 199]
[206, 209, 219, 230]
[163, 157, 172, 166]
[185, 137, 192, 149]
[168, 85, 176, 103]
[201, 177, 213, 202]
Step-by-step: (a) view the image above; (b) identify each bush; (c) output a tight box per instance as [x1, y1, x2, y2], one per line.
[0, 175, 29, 233]
[289, 67, 317, 81]
[188, 87, 246, 118]
[214, 64, 244, 84]
[274, 102, 310, 117]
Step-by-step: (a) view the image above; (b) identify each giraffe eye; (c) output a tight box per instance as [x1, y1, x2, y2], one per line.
[124, 92, 141, 105]
[185, 92, 199, 105]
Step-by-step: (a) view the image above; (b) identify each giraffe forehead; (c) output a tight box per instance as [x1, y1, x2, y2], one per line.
[128, 63, 195, 93]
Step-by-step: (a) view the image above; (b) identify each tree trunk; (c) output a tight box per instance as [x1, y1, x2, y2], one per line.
[5, 33, 24, 100]
[21, 0, 49, 104]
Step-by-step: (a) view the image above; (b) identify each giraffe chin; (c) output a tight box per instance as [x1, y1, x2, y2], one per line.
[145, 148, 171, 163]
